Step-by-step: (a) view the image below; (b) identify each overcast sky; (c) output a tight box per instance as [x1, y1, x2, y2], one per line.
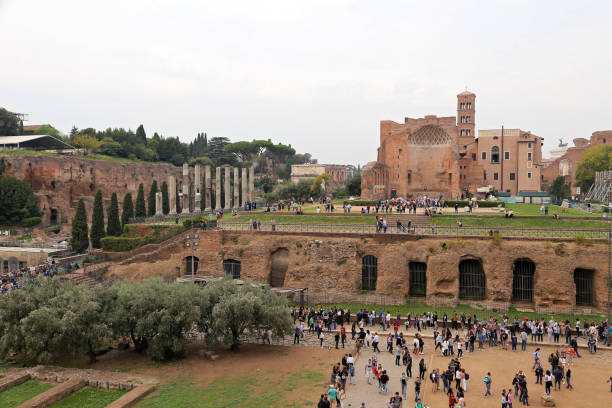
[1, 0, 610, 166]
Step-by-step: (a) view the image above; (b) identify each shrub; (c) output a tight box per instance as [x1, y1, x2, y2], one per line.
[100, 236, 143, 252]
[21, 216, 42, 227]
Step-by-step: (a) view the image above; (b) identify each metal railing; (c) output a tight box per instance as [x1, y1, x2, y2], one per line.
[217, 222, 611, 239]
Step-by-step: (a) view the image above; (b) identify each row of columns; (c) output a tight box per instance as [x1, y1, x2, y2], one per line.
[158, 164, 255, 216]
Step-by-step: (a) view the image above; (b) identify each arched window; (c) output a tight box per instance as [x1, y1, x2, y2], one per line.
[362, 255, 378, 291]
[512, 259, 535, 302]
[459, 259, 486, 300]
[223, 259, 241, 279]
[491, 146, 500, 163]
[409, 261, 427, 297]
[574, 268, 594, 305]
[185, 256, 199, 274]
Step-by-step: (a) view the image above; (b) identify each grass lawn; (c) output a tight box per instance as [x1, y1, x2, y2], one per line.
[0, 379, 54, 407]
[323, 301, 604, 323]
[50, 387, 127, 408]
[219, 213, 374, 225]
[136, 370, 328, 408]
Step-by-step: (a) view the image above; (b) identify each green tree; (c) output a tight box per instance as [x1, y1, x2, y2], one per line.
[121, 192, 134, 228]
[70, 199, 89, 253]
[0, 108, 21, 135]
[575, 145, 612, 192]
[107, 192, 122, 236]
[549, 176, 571, 201]
[0, 175, 39, 225]
[136, 124, 147, 144]
[147, 180, 158, 216]
[161, 181, 170, 215]
[135, 183, 146, 217]
[90, 190, 105, 248]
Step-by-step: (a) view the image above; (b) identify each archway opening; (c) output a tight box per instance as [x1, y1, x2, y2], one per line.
[185, 256, 199, 275]
[270, 248, 289, 287]
[409, 261, 427, 297]
[459, 259, 486, 300]
[574, 268, 594, 305]
[362, 255, 378, 291]
[512, 259, 535, 302]
[223, 259, 241, 279]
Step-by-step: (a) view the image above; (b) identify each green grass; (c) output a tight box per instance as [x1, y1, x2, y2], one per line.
[0, 379, 54, 407]
[50, 387, 127, 408]
[322, 301, 604, 324]
[136, 370, 327, 408]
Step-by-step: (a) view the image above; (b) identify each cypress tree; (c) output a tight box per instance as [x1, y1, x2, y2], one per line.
[90, 190, 105, 248]
[161, 181, 170, 215]
[70, 199, 89, 253]
[147, 180, 158, 216]
[107, 192, 122, 236]
[135, 183, 146, 217]
[121, 192, 134, 228]
[176, 183, 182, 213]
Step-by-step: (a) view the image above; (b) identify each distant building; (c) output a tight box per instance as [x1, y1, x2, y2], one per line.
[361, 90, 544, 200]
[290, 163, 353, 189]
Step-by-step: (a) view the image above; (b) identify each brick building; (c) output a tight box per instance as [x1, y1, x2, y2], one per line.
[362, 90, 544, 199]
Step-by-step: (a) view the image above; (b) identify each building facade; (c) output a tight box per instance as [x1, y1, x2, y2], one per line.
[362, 91, 544, 199]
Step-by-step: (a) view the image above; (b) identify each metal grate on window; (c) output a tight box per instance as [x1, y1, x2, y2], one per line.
[459, 259, 486, 300]
[409, 262, 427, 297]
[362, 255, 378, 291]
[512, 259, 535, 302]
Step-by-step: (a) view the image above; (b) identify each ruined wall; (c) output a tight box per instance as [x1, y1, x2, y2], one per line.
[0, 154, 182, 227]
[105, 231, 609, 312]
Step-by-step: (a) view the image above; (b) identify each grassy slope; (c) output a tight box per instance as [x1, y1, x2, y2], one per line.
[0, 380, 54, 407]
[50, 387, 126, 408]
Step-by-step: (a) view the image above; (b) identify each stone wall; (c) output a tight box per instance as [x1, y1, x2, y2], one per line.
[104, 230, 610, 312]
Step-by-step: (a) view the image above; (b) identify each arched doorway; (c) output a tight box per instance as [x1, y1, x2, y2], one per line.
[362, 255, 378, 291]
[459, 259, 486, 300]
[185, 256, 199, 275]
[512, 259, 535, 302]
[409, 261, 427, 297]
[270, 248, 289, 287]
[574, 268, 594, 305]
[223, 259, 241, 279]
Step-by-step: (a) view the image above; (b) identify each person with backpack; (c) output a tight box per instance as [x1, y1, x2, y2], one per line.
[484, 372, 492, 397]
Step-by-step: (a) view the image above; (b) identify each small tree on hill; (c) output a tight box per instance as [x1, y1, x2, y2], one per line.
[147, 180, 158, 216]
[161, 181, 170, 214]
[90, 190, 105, 248]
[121, 192, 134, 228]
[107, 192, 122, 236]
[70, 199, 89, 253]
[135, 183, 146, 218]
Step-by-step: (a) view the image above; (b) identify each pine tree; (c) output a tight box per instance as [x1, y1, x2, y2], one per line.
[147, 180, 158, 216]
[176, 183, 182, 213]
[70, 199, 89, 253]
[121, 192, 134, 228]
[90, 190, 105, 248]
[161, 181, 170, 215]
[135, 183, 146, 217]
[107, 192, 122, 236]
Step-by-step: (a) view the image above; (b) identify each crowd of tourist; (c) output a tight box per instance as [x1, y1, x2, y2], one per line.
[303, 306, 611, 408]
[0, 260, 59, 294]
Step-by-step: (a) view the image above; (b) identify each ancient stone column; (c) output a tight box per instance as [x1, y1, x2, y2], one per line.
[241, 167, 247, 208]
[224, 167, 231, 210]
[249, 166, 255, 202]
[182, 163, 190, 214]
[194, 164, 201, 213]
[233, 167, 240, 209]
[155, 192, 163, 216]
[215, 167, 221, 211]
[204, 165, 212, 212]
[169, 175, 177, 215]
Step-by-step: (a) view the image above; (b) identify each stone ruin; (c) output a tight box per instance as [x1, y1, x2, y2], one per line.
[167, 164, 255, 215]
